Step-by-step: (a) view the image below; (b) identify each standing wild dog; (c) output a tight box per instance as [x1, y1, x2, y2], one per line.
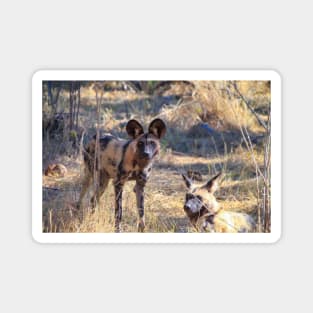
[182, 173, 255, 232]
[77, 118, 166, 232]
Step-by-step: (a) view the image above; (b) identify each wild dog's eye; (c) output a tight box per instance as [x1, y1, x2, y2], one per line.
[186, 193, 193, 200]
[138, 142, 144, 147]
[196, 196, 202, 201]
[149, 141, 156, 149]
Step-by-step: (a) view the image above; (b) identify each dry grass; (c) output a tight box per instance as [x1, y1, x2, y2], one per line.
[159, 80, 270, 133]
[43, 148, 260, 233]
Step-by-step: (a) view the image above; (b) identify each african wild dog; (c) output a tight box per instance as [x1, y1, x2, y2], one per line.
[44, 163, 67, 177]
[182, 173, 255, 232]
[77, 118, 166, 232]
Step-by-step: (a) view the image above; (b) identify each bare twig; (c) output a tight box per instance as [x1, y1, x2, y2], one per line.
[93, 82, 104, 209]
[263, 106, 271, 232]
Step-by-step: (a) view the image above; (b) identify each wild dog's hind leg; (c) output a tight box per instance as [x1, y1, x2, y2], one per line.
[135, 172, 148, 232]
[90, 170, 109, 210]
[77, 171, 92, 210]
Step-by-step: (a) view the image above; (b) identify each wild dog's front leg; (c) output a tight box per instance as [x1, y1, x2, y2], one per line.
[201, 215, 215, 232]
[114, 182, 124, 232]
[135, 172, 148, 232]
[135, 184, 145, 232]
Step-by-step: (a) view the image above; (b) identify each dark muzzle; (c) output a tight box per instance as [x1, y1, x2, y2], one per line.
[141, 151, 151, 159]
[184, 199, 201, 214]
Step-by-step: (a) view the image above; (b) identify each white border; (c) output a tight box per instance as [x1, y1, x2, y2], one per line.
[32, 70, 281, 244]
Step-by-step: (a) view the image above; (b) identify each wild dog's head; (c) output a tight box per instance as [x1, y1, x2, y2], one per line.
[126, 118, 166, 167]
[182, 172, 222, 226]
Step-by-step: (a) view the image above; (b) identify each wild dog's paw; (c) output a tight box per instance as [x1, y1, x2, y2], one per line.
[137, 218, 145, 232]
[115, 222, 122, 233]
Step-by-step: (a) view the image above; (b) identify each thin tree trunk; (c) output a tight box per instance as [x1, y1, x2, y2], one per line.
[54, 87, 61, 113]
[93, 83, 103, 209]
[47, 82, 61, 113]
[69, 82, 74, 130]
[264, 111, 271, 232]
[73, 88, 76, 129]
[47, 82, 52, 106]
[75, 82, 81, 129]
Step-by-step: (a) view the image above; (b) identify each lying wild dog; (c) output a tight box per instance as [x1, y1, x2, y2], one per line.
[77, 118, 166, 232]
[44, 163, 67, 177]
[182, 173, 255, 232]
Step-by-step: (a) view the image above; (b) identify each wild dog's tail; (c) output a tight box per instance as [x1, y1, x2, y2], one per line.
[83, 145, 94, 173]
[78, 128, 86, 160]
[80, 131, 95, 173]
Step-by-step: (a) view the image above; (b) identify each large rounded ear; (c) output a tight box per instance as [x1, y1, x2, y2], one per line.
[204, 172, 222, 194]
[126, 120, 144, 139]
[182, 173, 193, 189]
[148, 119, 166, 139]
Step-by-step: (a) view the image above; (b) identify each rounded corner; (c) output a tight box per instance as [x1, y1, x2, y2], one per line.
[269, 230, 282, 244]
[269, 69, 282, 84]
[31, 229, 45, 244]
[32, 70, 45, 84]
